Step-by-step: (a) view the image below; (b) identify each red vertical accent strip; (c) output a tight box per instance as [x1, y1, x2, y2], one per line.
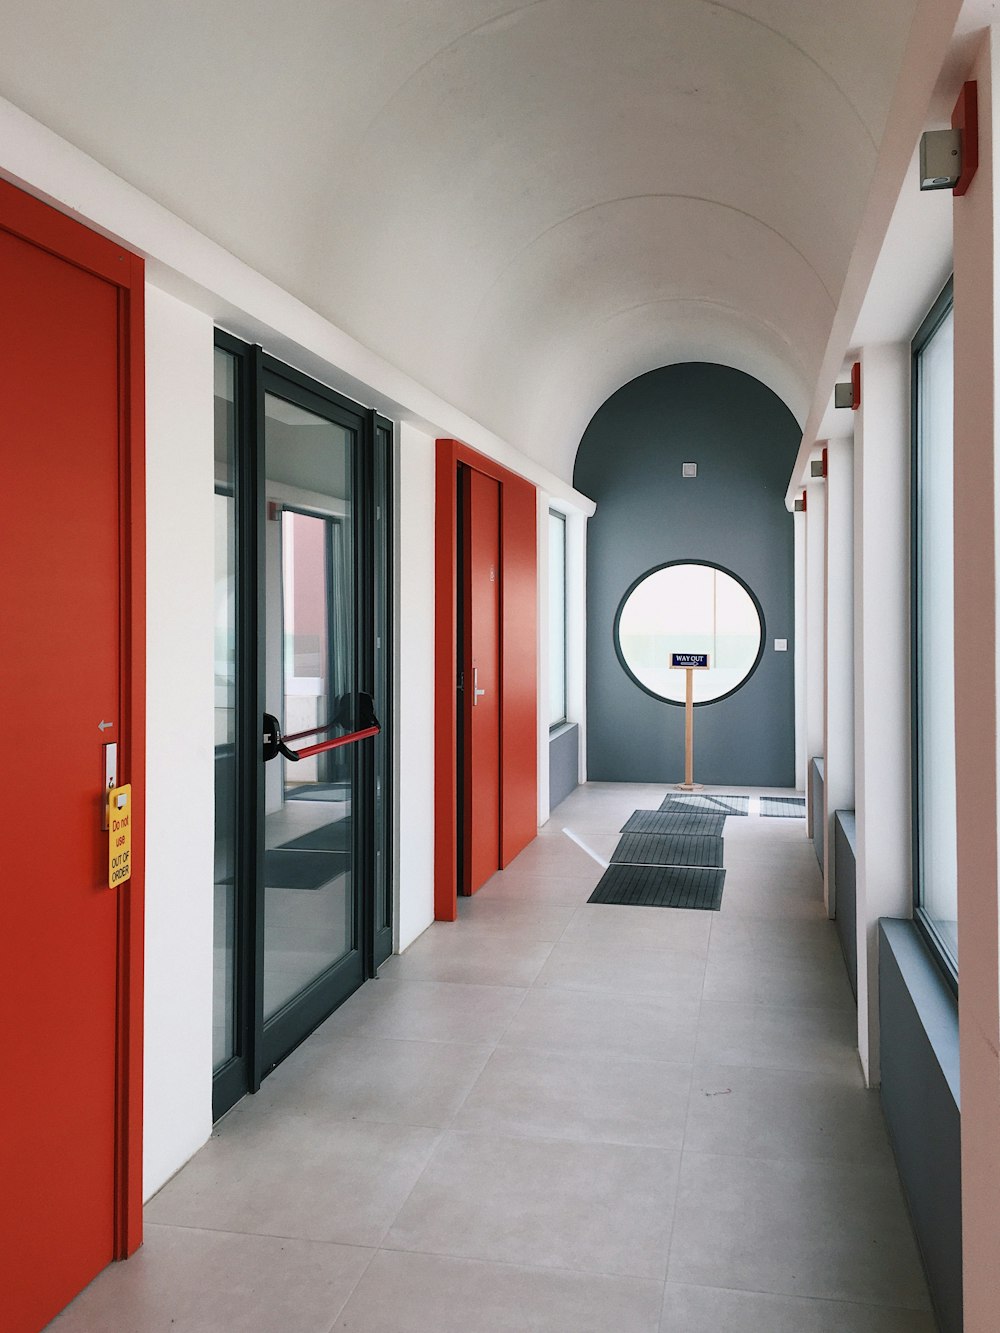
[434, 439, 460, 921]
[851, 361, 861, 410]
[120, 253, 145, 1259]
[953, 80, 979, 198]
[500, 476, 538, 865]
[434, 439, 539, 919]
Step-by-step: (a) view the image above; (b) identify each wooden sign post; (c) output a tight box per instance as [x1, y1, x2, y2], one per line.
[670, 652, 710, 790]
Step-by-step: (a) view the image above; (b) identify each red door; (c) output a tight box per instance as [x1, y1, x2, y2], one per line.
[0, 186, 143, 1331]
[462, 467, 501, 893]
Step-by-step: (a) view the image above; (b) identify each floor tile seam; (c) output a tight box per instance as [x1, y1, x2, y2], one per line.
[472, 1044, 697, 1073]
[418, 1123, 686, 1160]
[317, 1244, 382, 1333]
[348, 1128, 450, 1255]
[309, 1032, 497, 1054]
[671, 1142, 904, 1175]
[687, 1056, 874, 1091]
[498, 1035, 701, 1069]
[663, 918, 713, 1295]
[139, 1217, 383, 1250]
[538, 940, 713, 962]
[372, 1236, 669, 1286]
[660, 1270, 933, 1315]
[246, 1105, 484, 1135]
[441, 1118, 690, 1154]
[528, 980, 708, 1004]
[697, 996, 860, 1016]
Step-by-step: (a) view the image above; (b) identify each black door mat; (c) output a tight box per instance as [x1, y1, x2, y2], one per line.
[658, 794, 748, 816]
[264, 848, 348, 890]
[611, 832, 724, 868]
[761, 797, 806, 818]
[280, 819, 352, 852]
[620, 810, 727, 837]
[286, 782, 350, 803]
[589, 863, 725, 910]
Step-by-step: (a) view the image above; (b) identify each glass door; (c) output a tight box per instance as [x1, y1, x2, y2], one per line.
[260, 385, 363, 1068]
[212, 335, 393, 1115]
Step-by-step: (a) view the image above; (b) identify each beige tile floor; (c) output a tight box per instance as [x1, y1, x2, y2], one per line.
[52, 783, 937, 1333]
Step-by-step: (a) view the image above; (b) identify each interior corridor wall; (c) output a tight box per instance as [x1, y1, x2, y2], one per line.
[395, 423, 436, 950]
[574, 363, 800, 785]
[143, 285, 216, 1197]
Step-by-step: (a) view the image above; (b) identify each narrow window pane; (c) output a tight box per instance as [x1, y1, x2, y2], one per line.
[213, 348, 238, 1070]
[549, 511, 567, 726]
[915, 304, 957, 970]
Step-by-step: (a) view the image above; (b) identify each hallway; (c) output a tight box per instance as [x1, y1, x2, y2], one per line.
[53, 785, 934, 1332]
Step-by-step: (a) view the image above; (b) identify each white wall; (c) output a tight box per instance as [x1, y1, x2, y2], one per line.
[143, 285, 216, 1197]
[395, 423, 436, 951]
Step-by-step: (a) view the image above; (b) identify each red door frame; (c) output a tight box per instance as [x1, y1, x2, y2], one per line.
[435, 438, 537, 921]
[0, 178, 146, 1257]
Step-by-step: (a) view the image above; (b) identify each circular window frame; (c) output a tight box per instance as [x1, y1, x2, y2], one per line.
[612, 558, 767, 707]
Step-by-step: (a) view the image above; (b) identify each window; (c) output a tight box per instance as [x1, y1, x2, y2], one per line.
[614, 560, 764, 705]
[912, 280, 958, 984]
[548, 510, 567, 727]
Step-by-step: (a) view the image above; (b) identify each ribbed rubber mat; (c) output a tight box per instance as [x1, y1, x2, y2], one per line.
[761, 797, 806, 818]
[589, 863, 725, 910]
[620, 810, 727, 837]
[658, 794, 748, 816]
[611, 833, 724, 868]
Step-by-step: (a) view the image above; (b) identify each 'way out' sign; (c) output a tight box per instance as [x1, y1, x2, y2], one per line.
[670, 652, 710, 669]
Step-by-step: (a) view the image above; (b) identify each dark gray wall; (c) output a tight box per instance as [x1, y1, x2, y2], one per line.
[879, 919, 962, 1333]
[549, 723, 579, 810]
[574, 364, 799, 786]
[834, 811, 857, 999]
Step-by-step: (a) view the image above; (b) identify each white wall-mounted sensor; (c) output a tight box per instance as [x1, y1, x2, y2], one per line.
[919, 128, 962, 190]
[682, 462, 697, 478]
[774, 638, 788, 652]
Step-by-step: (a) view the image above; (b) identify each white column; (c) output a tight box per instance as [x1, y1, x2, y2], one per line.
[537, 497, 551, 827]
[794, 508, 807, 791]
[953, 30, 1000, 1331]
[804, 475, 826, 837]
[852, 342, 911, 1085]
[566, 510, 588, 784]
[823, 439, 855, 917]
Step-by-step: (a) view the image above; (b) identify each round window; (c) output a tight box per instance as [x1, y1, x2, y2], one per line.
[614, 561, 765, 705]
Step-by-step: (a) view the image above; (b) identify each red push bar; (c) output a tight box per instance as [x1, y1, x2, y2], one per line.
[263, 694, 381, 764]
[292, 724, 380, 760]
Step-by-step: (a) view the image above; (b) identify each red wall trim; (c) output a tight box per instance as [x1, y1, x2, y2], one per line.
[0, 179, 146, 1259]
[435, 439, 538, 921]
[952, 80, 979, 198]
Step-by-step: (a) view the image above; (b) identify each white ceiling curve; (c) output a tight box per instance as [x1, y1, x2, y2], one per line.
[0, 0, 918, 481]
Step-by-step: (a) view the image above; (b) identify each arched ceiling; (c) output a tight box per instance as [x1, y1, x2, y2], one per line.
[0, 0, 918, 481]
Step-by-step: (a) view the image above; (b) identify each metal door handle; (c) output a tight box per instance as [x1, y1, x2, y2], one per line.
[473, 666, 486, 706]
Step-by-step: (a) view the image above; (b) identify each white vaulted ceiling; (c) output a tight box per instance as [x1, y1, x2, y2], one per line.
[0, 0, 918, 480]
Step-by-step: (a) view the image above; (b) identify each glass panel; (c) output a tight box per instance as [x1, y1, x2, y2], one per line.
[916, 306, 957, 969]
[615, 563, 762, 703]
[374, 424, 391, 938]
[263, 392, 355, 1022]
[213, 348, 238, 1071]
[549, 511, 567, 726]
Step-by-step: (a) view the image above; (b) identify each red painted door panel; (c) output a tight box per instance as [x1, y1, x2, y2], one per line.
[463, 468, 501, 893]
[0, 225, 121, 1330]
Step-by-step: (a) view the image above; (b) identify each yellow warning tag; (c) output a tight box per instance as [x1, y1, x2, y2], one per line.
[109, 784, 132, 887]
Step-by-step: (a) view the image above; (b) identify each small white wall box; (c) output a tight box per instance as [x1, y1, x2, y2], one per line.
[682, 462, 697, 478]
[774, 638, 788, 651]
[919, 128, 962, 190]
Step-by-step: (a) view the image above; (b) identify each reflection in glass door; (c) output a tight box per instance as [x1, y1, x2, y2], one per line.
[262, 395, 358, 1030]
[212, 335, 393, 1117]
